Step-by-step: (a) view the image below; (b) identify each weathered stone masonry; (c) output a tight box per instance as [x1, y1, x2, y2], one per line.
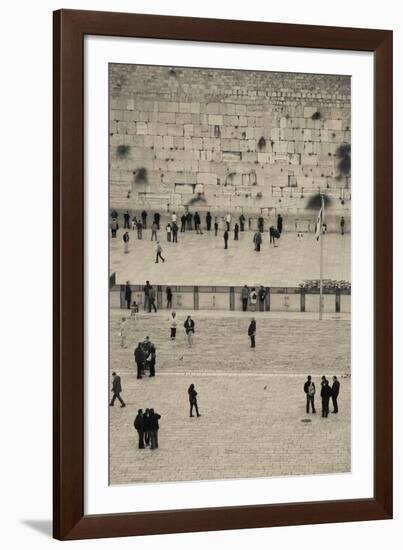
[109, 64, 351, 226]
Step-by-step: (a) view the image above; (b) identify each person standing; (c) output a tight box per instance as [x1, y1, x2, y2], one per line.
[124, 281, 132, 310]
[214, 219, 218, 236]
[143, 280, 151, 312]
[241, 285, 249, 312]
[277, 213, 283, 235]
[239, 213, 246, 232]
[340, 216, 345, 236]
[249, 288, 257, 312]
[155, 241, 165, 263]
[194, 211, 203, 234]
[123, 210, 131, 229]
[258, 286, 266, 311]
[134, 342, 145, 379]
[136, 219, 143, 239]
[141, 209, 147, 229]
[149, 409, 161, 450]
[165, 286, 173, 309]
[223, 229, 229, 249]
[188, 384, 201, 417]
[304, 375, 316, 414]
[166, 223, 172, 242]
[206, 211, 212, 231]
[248, 318, 256, 348]
[234, 223, 239, 241]
[171, 211, 177, 225]
[151, 221, 158, 241]
[154, 212, 161, 230]
[123, 231, 130, 253]
[253, 230, 262, 252]
[143, 409, 151, 446]
[321, 379, 332, 417]
[170, 311, 177, 340]
[131, 215, 137, 231]
[133, 409, 145, 449]
[119, 317, 127, 348]
[331, 376, 340, 413]
[180, 214, 186, 232]
[269, 225, 275, 245]
[110, 218, 119, 238]
[148, 285, 157, 313]
[184, 315, 195, 346]
[111, 209, 118, 219]
[147, 342, 156, 377]
[172, 222, 178, 243]
[186, 211, 193, 230]
[258, 216, 264, 233]
[109, 372, 126, 407]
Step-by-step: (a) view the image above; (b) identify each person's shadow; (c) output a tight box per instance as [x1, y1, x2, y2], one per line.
[21, 520, 52, 537]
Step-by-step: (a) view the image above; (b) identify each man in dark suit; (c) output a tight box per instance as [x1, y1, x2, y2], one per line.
[248, 318, 256, 348]
[223, 230, 229, 249]
[320, 379, 332, 417]
[149, 409, 161, 450]
[109, 372, 126, 407]
[134, 342, 145, 379]
[331, 376, 340, 413]
[133, 409, 145, 449]
[206, 211, 212, 231]
[124, 281, 132, 310]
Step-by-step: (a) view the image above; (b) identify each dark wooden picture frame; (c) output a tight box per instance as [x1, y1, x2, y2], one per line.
[53, 9, 393, 540]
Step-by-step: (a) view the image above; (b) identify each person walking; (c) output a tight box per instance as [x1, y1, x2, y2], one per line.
[206, 211, 212, 231]
[239, 213, 246, 232]
[153, 212, 161, 230]
[146, 342, 156, 377]
[141, 209, 147, 229]
[304, 375, 316, 414]
[133, 409, 145, 449]
[225, 212, 231, 231]
[180, 214, 186, 232]
[184, 315, 195, 346]
[136, 220, 143, 239]
[109, 372, 126, 407]
[249, 288, 257, 312]
[277, 213, 283, 234]
[134, 342, 145, 379]
[151, 221, 158, 241]
[149, 408, 161, 450]
[148, 285, 157, 313]
[234, 223, 239, 240]
[124, 281, 132, 310]
[166, 223, 172, 242]
[143, 280, 151, 312]
[170, 311, 177, 340]
[188, 384, 201, 417]
[194, 211, 203, 234]
[321, 379, 332, 417]
[119, 317, 127, 348]
[110, 218, 119, 238]
[123, 210, 131, 229]
[258, 286, 266, 311]
[340, 216, 345, 236]
[143, 409, 151, 446]
[248, 318, 256, 348]
[223, 229, 229, 249]
[331, 376, 340, 413]
[166, 286, 173, 309]
[155, 241, 165, 263]
[172, 222, 178, 243]
[123, 231, 130, 253]
[241, 285, 249, 312]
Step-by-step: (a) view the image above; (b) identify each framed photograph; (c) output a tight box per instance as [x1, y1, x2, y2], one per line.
[53, 9, 393, 540]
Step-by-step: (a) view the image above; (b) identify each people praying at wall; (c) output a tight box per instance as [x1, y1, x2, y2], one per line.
[206, 211, 212, 231]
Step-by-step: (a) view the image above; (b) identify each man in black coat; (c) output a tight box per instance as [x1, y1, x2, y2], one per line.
[147, 343, 156, 377]
[303, 375, 316, 414]
[133, 409, 145, 449]
[109, 372, 126, 407]
[149, 408, 161, 450]
[124, 281, 132, 310]
[180, 214, 186, 232]
[331, 376, 340, 413]
[248, 318, 256, 348]
[154, 212, 161, 230]
[258, 286, 266, 311]
[124, 210, 131, 229]
[277, 214, 283, 234]
[134, 342, 145, 379]
[320, 379, 332, 417]
[239, 214, 246, 232]
[141, 210, 147, 228]
[223, 230, 229, 249]
[206, 211, 212, 231]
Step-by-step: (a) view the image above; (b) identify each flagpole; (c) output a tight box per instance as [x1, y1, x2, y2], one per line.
[319, 194, 325, 320]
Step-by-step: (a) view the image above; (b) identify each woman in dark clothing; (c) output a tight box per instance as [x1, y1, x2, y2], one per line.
[188, 384, 201, 417]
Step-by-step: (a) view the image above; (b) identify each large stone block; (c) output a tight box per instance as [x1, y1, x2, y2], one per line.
[325, 119, 342, 130]
[208, 115, 223, 126]
[197, 172, 218, 185]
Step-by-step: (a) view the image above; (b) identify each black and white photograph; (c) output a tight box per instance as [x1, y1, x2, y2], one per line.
[108, 63, 351, 484]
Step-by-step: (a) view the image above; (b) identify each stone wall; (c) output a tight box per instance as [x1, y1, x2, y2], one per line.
[109, 64, 351, 218]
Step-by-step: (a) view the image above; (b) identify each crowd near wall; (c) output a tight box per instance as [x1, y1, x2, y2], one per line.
[109, 64, 351, 227]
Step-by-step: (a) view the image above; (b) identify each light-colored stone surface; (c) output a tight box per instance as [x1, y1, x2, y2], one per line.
[110, 229, 350, 286]
[109, 311, 350, 484]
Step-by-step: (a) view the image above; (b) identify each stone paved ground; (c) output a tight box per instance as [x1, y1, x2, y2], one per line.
[109, 310, 350, 484]
[110, 229, 350, 286]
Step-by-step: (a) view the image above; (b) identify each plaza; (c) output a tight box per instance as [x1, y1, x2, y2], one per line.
[109, 309, 350, 484]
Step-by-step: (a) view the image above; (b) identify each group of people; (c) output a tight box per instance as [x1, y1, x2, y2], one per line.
[303, 375, 341, 417]
[241, 285, 267, 312]
[134, 336, 157, 379]
[133, 408, 161, 450]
